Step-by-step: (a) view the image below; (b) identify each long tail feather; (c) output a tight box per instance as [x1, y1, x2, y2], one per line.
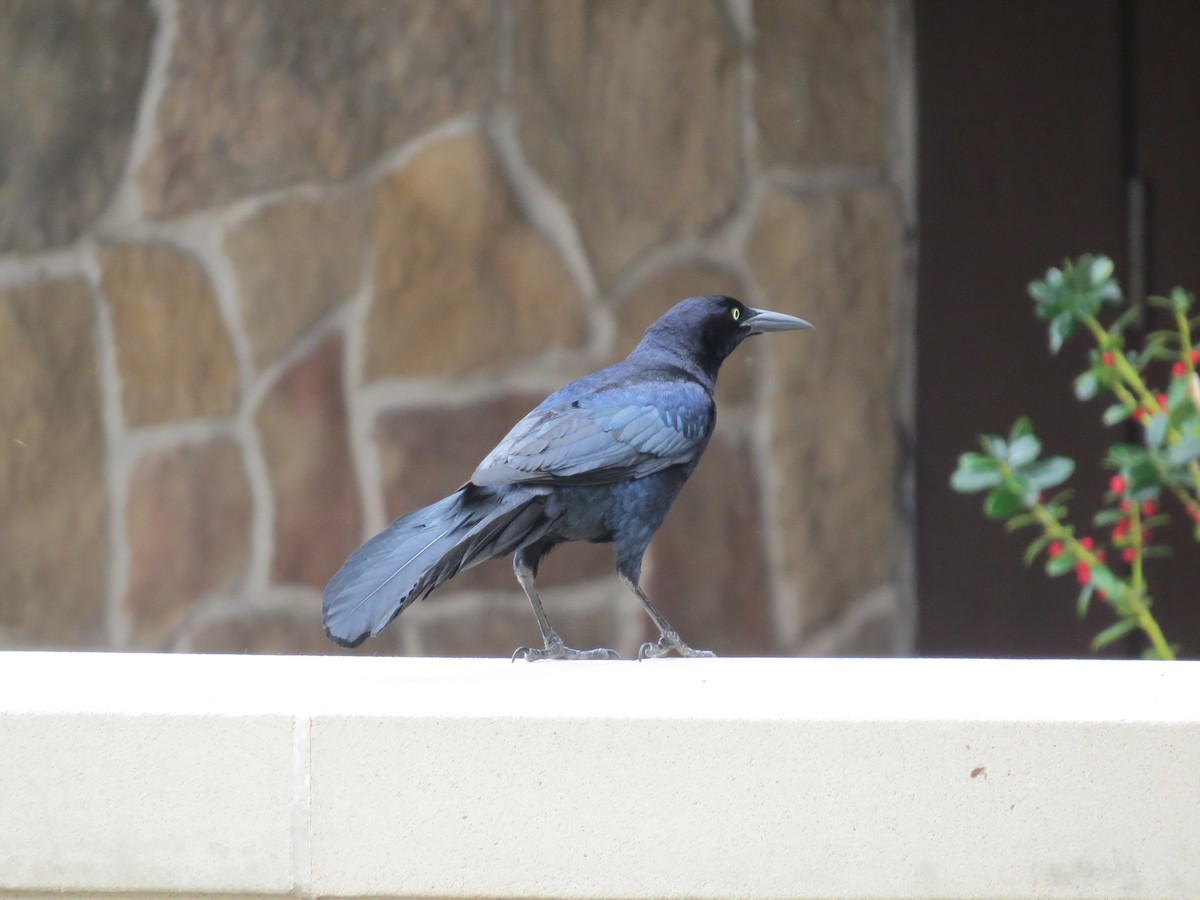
[322, 487, 548, 647]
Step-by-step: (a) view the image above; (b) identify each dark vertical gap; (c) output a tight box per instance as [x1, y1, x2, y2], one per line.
[1118, 0, 1138, 181]
[1117, 0, 1144, 658]
[1119, 0, 1147, 319]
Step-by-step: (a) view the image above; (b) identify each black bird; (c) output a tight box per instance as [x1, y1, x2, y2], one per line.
[323, 295, 812, 659]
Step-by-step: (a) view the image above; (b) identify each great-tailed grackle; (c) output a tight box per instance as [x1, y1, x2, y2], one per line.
[323, 295, 811, 659]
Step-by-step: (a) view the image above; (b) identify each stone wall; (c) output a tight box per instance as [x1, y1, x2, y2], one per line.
[0, 0, 915, 658]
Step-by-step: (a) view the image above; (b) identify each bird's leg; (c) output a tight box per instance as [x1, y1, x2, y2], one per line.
[619, 573, 716, 660]
[510, 549, 620, 661]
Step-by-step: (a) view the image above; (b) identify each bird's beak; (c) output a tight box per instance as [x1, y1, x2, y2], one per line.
[745, 307, 813, 334]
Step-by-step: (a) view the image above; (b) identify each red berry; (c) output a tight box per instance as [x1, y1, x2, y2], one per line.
[1133, 407, 1145, 424]
[1142, 528, 1153, 543]
[1174, 361, 1189, 379]
[1101, 351, 1116, 367]
[1075, 562, 1091, 584]
[1157, 393, 1169, 411]
[1141, 500, 1157, 517]
[1112, 519, 1130, 539]
[1122, 547, 1136, 563]
[1048, 541, 1064, 558]
[1192, 349, 1200, 364]
[1119, 499, 1132, 513]
[1095, 549, 1106, 564]
[1190, 506, 1200, 525]
[1098, 590, 1109, 603]
[1109, 475, 1126, 494]
[1079, 536, 1095, 551]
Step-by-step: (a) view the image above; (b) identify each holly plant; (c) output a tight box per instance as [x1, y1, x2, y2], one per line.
[951, 255, 1200, 660]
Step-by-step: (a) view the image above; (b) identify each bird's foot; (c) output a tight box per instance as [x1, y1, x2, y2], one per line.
[638, 631, 716, 660]
[512, 634, 621, 662]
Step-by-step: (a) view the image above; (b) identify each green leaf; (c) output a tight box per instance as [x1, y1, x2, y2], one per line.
[1145, 412, 1168, 449]
[1108, 307, 1139, 337]
[1028, 279, 1056, 305]
[1089, 255, 1115, 284]
[1074, 371, 1098, 401]
[980, 435, 1007, 458]
[1023, 534, 1050, 565]
[1076, 585, 1094, 619]
[1167, 374, 1191, 413]
[1007, 434, 1041, 467]
[1090, 616, 1139, 651]
[1049, 314, 1072, 354]
[1168, 436, 1200, 466]
[1136, 336, 1173, 368]
[984, 487, 1023, 519]
[1088, 566, 1124, 600]
[1107, 444, 1146, 465]
[1102, 403, 1131, 426]
[1093, 508, 1123, 526]
[1024, 456, 1074, 490]
[1009, 416, 1034, 441]
[1126, 456, 1161, 498]
[1171, 286, 1193, 315]
[950, 453, 1002, 492]
[1005, 513, 1038, 532]
[1045, 553, 1075, 577]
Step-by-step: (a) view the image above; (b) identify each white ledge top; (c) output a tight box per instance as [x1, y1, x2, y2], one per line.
[4, 652, 1200, 899]
[3, 651, 1197, 722]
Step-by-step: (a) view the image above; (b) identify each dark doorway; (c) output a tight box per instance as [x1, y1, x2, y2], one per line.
[916, 1, 1200, 657]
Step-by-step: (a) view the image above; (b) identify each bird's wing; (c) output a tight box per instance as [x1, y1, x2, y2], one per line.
[471, 382, 713, 487]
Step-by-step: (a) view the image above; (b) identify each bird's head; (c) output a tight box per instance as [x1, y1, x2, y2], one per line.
[636, 295, 813, 383]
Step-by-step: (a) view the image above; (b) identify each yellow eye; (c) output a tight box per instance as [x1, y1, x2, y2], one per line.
[731, 308, 741, 321]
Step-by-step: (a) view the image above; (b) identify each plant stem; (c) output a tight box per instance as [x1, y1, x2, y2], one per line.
[1177, 311, 1195, 365]
[1136, 608, 1174, 661]
[1129, 501, 1144, 599]
[1084, 316, 1159, 410]
[1086, 314, 1200, 499]
[999, 463, 1175, 660]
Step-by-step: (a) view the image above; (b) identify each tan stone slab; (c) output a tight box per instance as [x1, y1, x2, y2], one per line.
[257, 335, 362, 590]
[414, 601, 619, 660]
[754, 0, 891, 168]
[99, 241, 239, 426]
[139, 1, 497, 217]
[512, 0, 742, 286]
[750, 185, 901, 633]
[227, 191, 369, 369]
[646, 432, 771, 655]
[191, 609, 399, 657]
[0, 1, 153, 252]
[365, 130, 585, 379]
[124, 437, 251, 647]
[0, 279, 107, 646]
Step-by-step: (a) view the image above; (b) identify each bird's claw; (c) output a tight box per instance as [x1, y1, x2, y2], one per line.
[512, 635, 621, 661]
[637, 631, 716, 660]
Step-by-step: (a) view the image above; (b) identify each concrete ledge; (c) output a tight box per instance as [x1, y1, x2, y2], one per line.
[1, 653, 1197, 899]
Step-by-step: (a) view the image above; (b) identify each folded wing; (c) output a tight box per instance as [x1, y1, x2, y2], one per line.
[472, 382, 713, 487]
